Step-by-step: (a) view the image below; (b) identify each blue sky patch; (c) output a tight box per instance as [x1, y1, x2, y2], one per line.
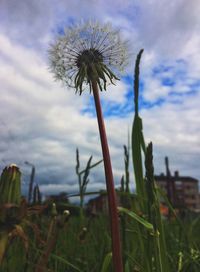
[81, 75, 167, 119]
[161, 77, 175, 87]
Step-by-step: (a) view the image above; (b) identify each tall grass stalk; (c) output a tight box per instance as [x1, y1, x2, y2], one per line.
[131, 49, 170, 271]
[24, 161, 35, 204]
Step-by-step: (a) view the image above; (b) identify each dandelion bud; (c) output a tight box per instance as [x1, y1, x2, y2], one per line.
[56, 210, 70, 228]
[0, 164, 21, 205]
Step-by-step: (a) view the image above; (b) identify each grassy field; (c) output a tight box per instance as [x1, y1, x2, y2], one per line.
[0, 208, 200, 272]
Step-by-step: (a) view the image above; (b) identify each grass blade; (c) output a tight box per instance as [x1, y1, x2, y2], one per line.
[118, 207, 153, 230]
[101, 252, 112, 272]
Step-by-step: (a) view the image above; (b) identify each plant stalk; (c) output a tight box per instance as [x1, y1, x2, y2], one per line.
[92, 81, 123, 272]
[28, 166, 35, 204]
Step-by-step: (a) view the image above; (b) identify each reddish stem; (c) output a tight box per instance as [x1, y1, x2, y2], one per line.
[92, 81, 123, 272]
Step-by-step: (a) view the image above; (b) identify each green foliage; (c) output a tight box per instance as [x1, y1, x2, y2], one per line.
[75, 148, 102, 222]
[131, 50, 146, 206]
[0, 164, 22, 265]
[101, 252, 112, 272]
[1, 196, 200, 271]
[129, 49, 171, 271]
[0, 164, 21, 205]
[118, 207, 153, 230]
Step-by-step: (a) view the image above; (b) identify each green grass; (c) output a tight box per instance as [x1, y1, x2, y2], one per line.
[1, 212, 199, 271]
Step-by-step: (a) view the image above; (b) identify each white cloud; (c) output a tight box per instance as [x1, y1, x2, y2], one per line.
[142, 76, 171, 101]
[101, 81, 129, 103]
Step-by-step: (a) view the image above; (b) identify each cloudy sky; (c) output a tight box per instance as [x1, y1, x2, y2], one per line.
[0, 0, 200, 199]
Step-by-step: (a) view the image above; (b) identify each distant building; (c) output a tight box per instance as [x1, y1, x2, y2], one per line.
[155, 157, 200, 212]
[155, 171, 200, 212]
[87, 190, 134, 215]
[87, 191, 118, 214]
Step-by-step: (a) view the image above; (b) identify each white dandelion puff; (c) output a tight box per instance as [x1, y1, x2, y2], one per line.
[49, 21, 129, 94]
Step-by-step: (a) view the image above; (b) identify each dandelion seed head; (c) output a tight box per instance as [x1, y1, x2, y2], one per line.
[49, 21, 129, 94]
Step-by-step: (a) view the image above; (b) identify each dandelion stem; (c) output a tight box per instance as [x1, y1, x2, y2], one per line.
[92, 81, 123, 272]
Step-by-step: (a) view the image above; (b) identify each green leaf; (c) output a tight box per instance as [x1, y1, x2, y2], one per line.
[36, 249, 82, 272]
[50, 253, 82, 272]
[125, 260, 130, 272]
[118, 207, 153, 230]
[0, 231, 8, 264]
[132, 115, 146, 200]
[79, 159, 103, 175]
[101, 252, 112, 272]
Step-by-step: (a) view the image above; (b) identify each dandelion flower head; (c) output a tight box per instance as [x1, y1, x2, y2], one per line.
[49, 21, 129, 94]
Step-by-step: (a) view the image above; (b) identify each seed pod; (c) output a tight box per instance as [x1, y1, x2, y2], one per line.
[51, 203, 57, 217]
[57, 210, 70, 228]
[0, 164, 21, 205]
[78, 227, 88, 242]
[63, 210, 70, 223]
